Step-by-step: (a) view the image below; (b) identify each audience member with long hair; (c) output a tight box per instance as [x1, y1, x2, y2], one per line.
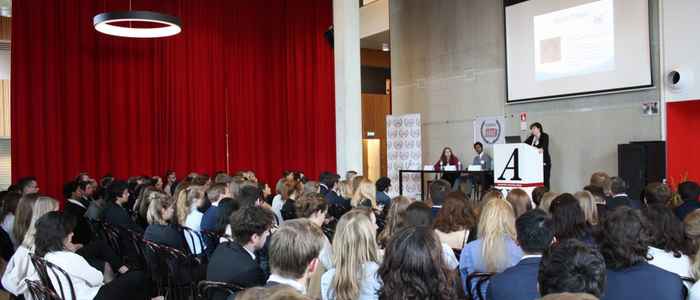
[642, 204, 693, 282]
[434, 192, 475, 254]
[377, 196, 412, 249]
[574, 191, 599, 226]
[144, 192, 187, 251]
[538, 192, 559, 214]
[549, 193, 594, 245]
[321, 209, 380, 300]
[279, 179, 304, 221]
[459, 197, 523, 296]
[0, 192, 20, 245]
[12, 193, 39, 245]
[378, 226, 457, 300]
[399, 202, 459, 270]
[33, 211, 152, 300]
[597, 207, 684, 299]
[506, 189, 532, 218]
[351, 178, 377, 209]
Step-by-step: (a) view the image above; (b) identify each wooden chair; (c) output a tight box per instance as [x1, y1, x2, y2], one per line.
[29, 255, 76, 300]
[197, 281, 245, 300]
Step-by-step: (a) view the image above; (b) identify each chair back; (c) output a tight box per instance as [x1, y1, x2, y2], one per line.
[25, 279, 61, 300]
[178, 226, 206, 257]
[197, 280, 244, 300]
[29, 255, 77, 300]
[465, 272, 493, 300]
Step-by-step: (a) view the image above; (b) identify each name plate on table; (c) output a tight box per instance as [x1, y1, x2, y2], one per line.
[467, 165, 482, 171]
[424, 165, 434, 171]
[443, 165, 457, 171]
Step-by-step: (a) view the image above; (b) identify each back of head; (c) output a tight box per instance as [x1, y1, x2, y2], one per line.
[574, 191, 599, 226]
[477, 198, 517, 272]
[269, 219, 325, 280]
[539, 192, 560, 213]
[684, 209, 700, 245]
[516, 209, 553, 254]
[589, 172, 610, 190]
[303, 181, 320, 195]
[14, 193, 40, 243]
[679, 181, 700, 201]
[375, 177, 391, 193]
[329, 209, 378, 300]
[378, 226, 456, 300]
[429, 180, 451, 206]
[63, 181, 79, 199]
[532, 187, 547, 207]
[539, 239, 606, 297]
[207, 183, 229, 203]
[583, 185, 606, 201]
[239, 184, 262, 207]
[319, 172, 338, 190]
[642, 204, 691, 257]
[22, 196, 59, 248]
[549, 193, 588, 241]
[609, 177, 628, 195]
[294, 193, 328, 219]
[146, 192, 173, 225]
[644, 182, 672, 206]
[108, 181, 129, 203]
[229, 206, 274, 245]
[399, 202, 434, 228]
[597, 206, 650, 269]
[506, 189, 532, 218]
[434, 192, 474, 233]
[34, 211, 71, 257]
[351, 178, 376, 208]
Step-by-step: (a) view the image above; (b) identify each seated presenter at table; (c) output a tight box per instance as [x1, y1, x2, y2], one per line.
[433, 147, 461, 185]
[523, 122, 551, 190]
[453, 143, 492, 194]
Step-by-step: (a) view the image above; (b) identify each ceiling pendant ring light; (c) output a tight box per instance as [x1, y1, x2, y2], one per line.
[93, 0, 181, 38]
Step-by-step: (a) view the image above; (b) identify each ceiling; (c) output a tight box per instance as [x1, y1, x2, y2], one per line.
[360, 30, 390, 51]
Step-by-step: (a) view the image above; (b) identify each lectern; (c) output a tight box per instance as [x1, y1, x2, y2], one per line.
[493, 143, 544, 196]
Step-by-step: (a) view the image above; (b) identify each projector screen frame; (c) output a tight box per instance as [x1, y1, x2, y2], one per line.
[503, 0, 655, 104]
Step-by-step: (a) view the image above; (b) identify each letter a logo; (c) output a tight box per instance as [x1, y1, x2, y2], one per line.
[497, 148, 522, 181]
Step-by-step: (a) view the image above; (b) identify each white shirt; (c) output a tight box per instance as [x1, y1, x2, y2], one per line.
[271, 194, 284, 222]
[1, 214, 15, 245]
[688, 282, 700, 300]
[2, 246, 36, 299]
[243, 245, 256, 260]
[520, 254, 542, 261]
[44, 251, 104, 300]
[67, 198, 86, 209]
[442, 243, 459, 270]
[184, 206, 205, 254]
[267, 274, 306, 295]
[647, 246, 692, 287]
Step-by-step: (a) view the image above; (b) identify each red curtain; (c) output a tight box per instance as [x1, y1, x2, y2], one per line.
[11, 0, 336, 200]
[667, 100, 700, 184]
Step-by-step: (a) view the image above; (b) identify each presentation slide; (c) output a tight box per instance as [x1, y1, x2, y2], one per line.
[506, 0, 651, 102]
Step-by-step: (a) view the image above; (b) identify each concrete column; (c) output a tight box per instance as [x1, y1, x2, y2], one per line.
[333, 0, 363, 176]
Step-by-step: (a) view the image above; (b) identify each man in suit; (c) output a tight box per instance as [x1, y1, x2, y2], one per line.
[319, 172, 350, 210]
[63, 181, 93, 244]
[207, 206, 275, 300]
[538, 239, 606, 298]
[200, 183, 231, 232]
[606, 177, 642, 211]
[265, 219, 325, 295]
[487, 209, 554, 300]
[102, 181, 143, 233]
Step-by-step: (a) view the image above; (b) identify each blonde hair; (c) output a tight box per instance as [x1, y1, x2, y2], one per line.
[13, 193, 39, 243]
[378, 196, 413, 248]
[176, 186, 203, 225]
[539, 192, 560, 213]
[351, 179, 376, 208]
[338, 180, 353, 199]
[506, 189, 532, 218]
[575, 191, 599, 225]
[684, 210, 700, 279]
[269, 219, 325, 279]
[329, 209, 379, 300]
[351, 176, 365, 196]
[22, 196, 59, 249]
[138, 187, 159, 221]
[477, 197, 517, 273]
[147, 192, 173, 225]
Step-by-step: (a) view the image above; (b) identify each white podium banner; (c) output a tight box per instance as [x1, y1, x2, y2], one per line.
[494, 143, 544, 188]
[387, 114, 422, 198]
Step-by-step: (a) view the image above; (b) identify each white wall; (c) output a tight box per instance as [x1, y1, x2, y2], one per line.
[662, 0, 700, 102]
[360, 0, 389, 38]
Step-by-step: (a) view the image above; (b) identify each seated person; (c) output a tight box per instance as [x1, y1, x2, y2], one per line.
[454, 142, 492, 193]
[143, 192, 187, 250]
[675, 181, 700, 221]
[605, 177, 642, 211]
[375, 177, 392, 207]
[488, 209, 554, 300]
[207, 206, 275, 300]
[266, 219, 326, 296]
[538, 239, 606, 298]
[597, 207, 684, 300]
[102, 181, 143, 232]
[428, 180, 451, 216]
[433, 147, 461, 185]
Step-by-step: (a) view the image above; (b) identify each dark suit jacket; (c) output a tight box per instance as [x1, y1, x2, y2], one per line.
[602, 263, 684, 300]
[606, 195, 642, 211]
[102, 201, 143, 233]
[486, 257, 541, 300]
[324, 190, 350, 210]
[64, 200, 93, 244]
[208, 242, 267, 300]
[675, 199, 700, 221]
[524, 132, 551, 164]
[144, 224, 187, 251]
[376, 191, 391, 207]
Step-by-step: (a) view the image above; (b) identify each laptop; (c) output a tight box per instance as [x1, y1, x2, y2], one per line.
[505, 136, 522, 144]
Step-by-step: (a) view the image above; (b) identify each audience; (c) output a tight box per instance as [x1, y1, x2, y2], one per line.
[400, 202, 459, 270]
[375, 177, 391, 207]
[13, 193, 39, 245]
[532, 187, 547, 207]
[538, 192, 560, 214]
[597, 207, 684, 300]
[102, 181, 143, 232]
[538, 239, 606, 298]
[143, 192, 187, 251]
[378, 226, 457, 300]
[280, 179, 304, 221]
[549, 193, 594, 245]
[642, 204, 693, 282]
[460, 196, 523, 297]
[606, 177, 642, 210]
[319, 172, 350, 211]
[488, 209, 553, 300]
[321, 209, 380, 300]
[574, 191, 599, 226]
[350, 178, 377, 209]
[589, 172, 611, 195]
[179, 186, 207, 254]
[428, 179, 451, 215]
[675, 181, 700, 221]
[377, 196, 412, 248]
[506, 188, 532, 218]
[201, 183, 231, 232]
[0, 192, 20, 245]
[16, 176, 40, 195]
[265, 219, 325, 296]
[207, 206, 274, 300]
[434, 192, 475, 254]
[64, 181, 93, 245]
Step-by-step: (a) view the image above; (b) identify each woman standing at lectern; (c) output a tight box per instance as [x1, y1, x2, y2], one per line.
[524, 122, 551, 190]
[434, 147, 461, 185]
